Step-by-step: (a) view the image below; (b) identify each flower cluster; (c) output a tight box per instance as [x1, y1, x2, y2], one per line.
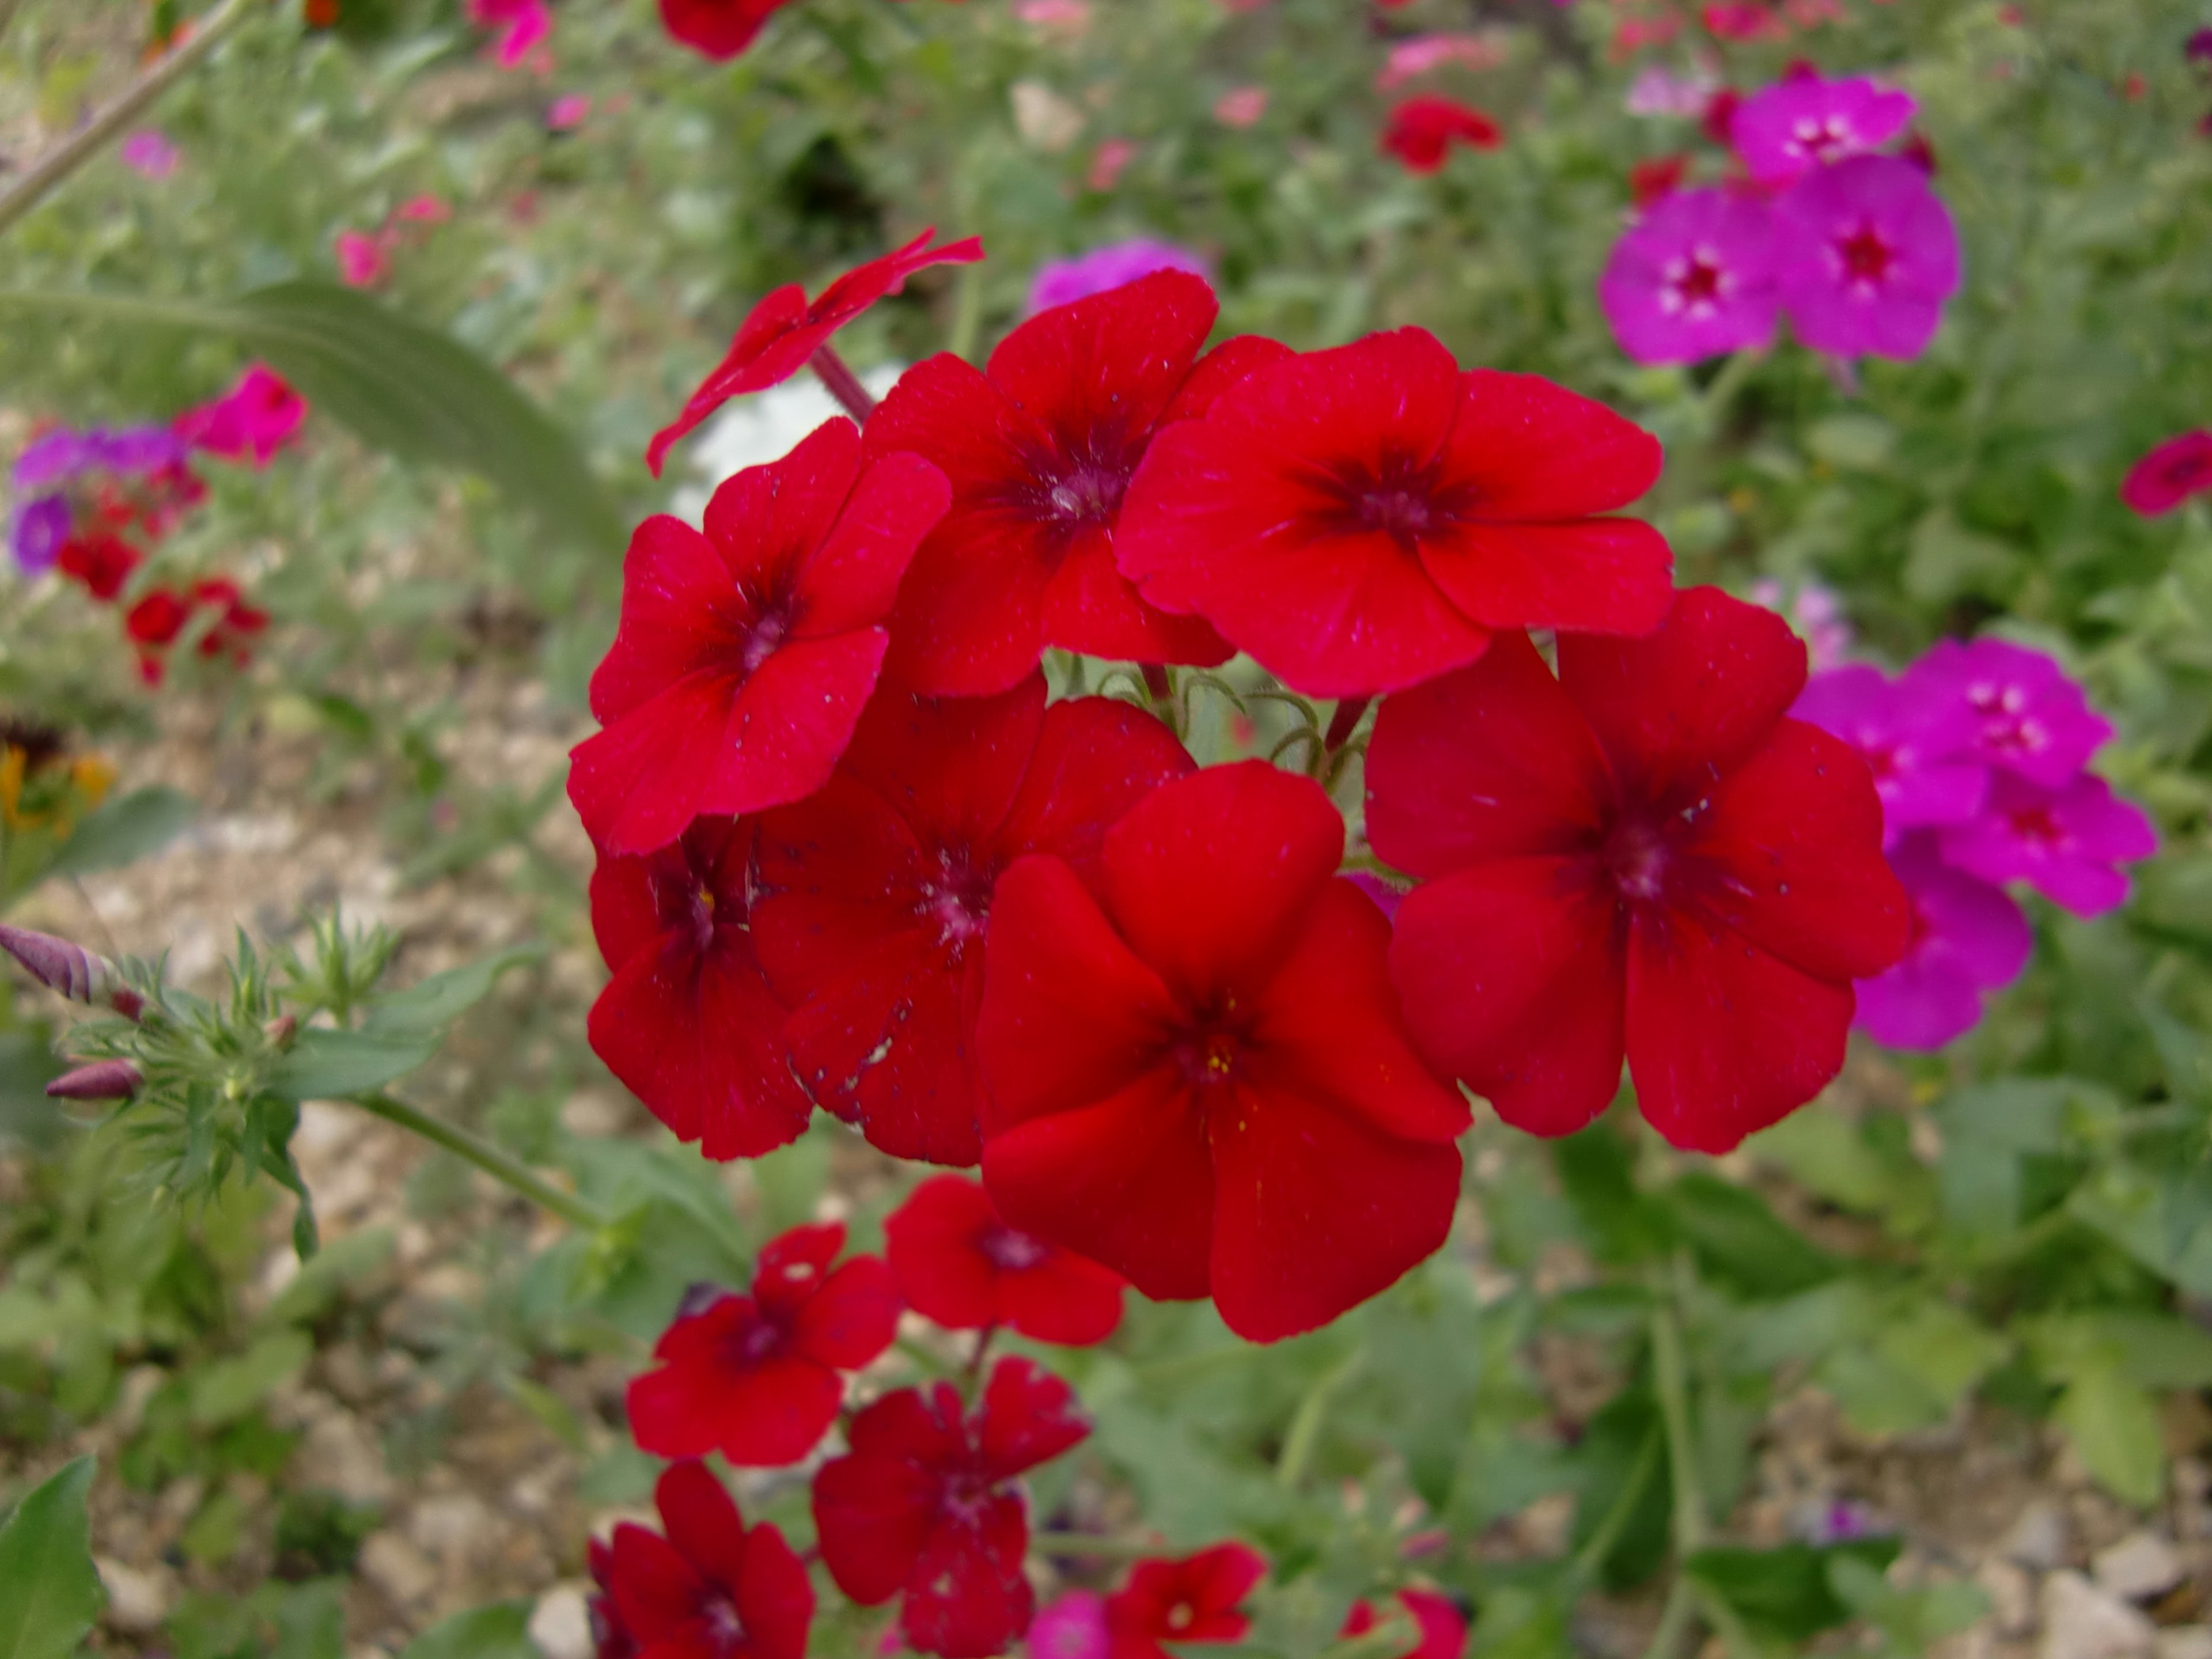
[335, 194, 453, 290]
[1794, 638, 2156, 1049]
[1600, 67, 1959, 364]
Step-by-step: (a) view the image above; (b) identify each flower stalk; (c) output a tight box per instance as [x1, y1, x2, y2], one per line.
[809, 344, 879, 423]
[354, 1090, 609, 1233]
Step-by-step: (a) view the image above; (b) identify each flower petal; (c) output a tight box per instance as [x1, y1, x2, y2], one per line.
[1440, 369, 1664, 518]
[736, 1522, 816, 1659]
[793, 1254, 902, 1372]
[1418, 517, 1672, 636]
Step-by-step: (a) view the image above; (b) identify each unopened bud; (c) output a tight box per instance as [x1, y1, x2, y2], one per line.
[46, 1058, 143, 1101]
[0, 923, 141, 1019]
[263, 1013, 298, 1050]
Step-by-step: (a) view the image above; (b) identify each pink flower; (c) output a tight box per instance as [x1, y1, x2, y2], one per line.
[1025, 240, 1210, 314]
[1749, 578, 1852, 671]
[173, 365, 309, 468]
[1791, 662, 1988, 833]
[1703, 2, 1785, 39]
[467, 0, 551, 71]
[1214, 86, 1268, 127]
[1899, 638, 2112, 790]
[334, 230, 389, 288]
[1626, 65, 1719, 117]
[1088, 138, 1139, 192]
[1599, 185, 1779, 365]
[2121, 430, 2212, 516]
[391, 194, 451, 225]
[1028, 1593, 1111, 1659]
[1731, 71, 1917, 187]
[119, 130, 179, 179]
[1938, 771, 2157, 918]
[1014, 0, 1091, 36]
[547, 93, 592, 130]
[1774, 154, 1960, 359]
[1854, 834, 2031, 1050]
[1376, 33, 1508, 92]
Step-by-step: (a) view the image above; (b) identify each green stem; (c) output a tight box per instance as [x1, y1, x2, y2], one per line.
[354, 1092, 608, 1232]
[0, 0, 263, 240]
[1639, 1577, 1700, 1659]
[1566, 1421, 1661, 1592]
[1029, 1531, 1165, 1562]
[1649, 1268, 1707, 1552]
[1276, 1344, 1362, 1490]
[895, 1334, 956, 1379]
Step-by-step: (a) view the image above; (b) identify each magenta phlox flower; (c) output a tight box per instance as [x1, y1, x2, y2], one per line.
[1025, 239, 1210, 315]
[1732, 70, 1917, 186]
[1626, 63, 1720, 117]
[1938, 771, 2157, 918]
[2120, 430, 2212, 517]
[1793, 662, 1987, 834]
[1854, 833, 2032, 1049]
[468, 0, 552, 70]
[1899, 638, 2111, 788]
[119, 129, 180, 179]
[1774, 153, 1959, 358]
[1027, 1591, 1109, 1659]
[9, 495, 71, 574]
[1599, 185, 1778, 364]
[1749, 577, 1851, 669]
[173, 365, 308, 467]
[13, 425, 183, 491]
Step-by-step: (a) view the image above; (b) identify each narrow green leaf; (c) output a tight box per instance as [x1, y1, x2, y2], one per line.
[266, 1027, 441, 1101]
[1667, 1173, 1837, 1299]
[188, 1331, 313, 1427]
[0, 1455, 105, 1659]
[1686, 1539, 1902, 1640]
[45, 786, 195, 879]
[397, 1600, 537, 1659]
[363, 945, 542, 1036]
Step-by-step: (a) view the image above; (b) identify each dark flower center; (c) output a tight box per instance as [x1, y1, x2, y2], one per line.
[1600, 813, 1676, 903]
[1044, 464, 1131, 527]
[1174, 1002, 1253, 1089]
[2162, 453, 2212, 491]
[2005, 804, 2064, 847]
[919, 846, 999, 952]
[1836, 223, 1895, 285]
[1966, 680, 2048, 757]
[1356, 487, 1435, 545]
[738, 604, 791, 676]
[699, 1592, 749, 1655]
[977, 1224, 1050, 1272]
[1790, 115, 1854, 161]
[725, 1306, 790, 1369]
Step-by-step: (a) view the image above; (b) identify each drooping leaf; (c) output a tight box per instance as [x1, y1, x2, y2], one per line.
[0, 1455, 105, 1659]
[44, 786, 195, 880]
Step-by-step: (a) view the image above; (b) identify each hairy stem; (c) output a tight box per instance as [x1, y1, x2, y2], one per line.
[1323, 695, 1372, 753]
[355, 1092, 608, 1232]
[0, 0, 262, 240]
[809, 344, 878, 422]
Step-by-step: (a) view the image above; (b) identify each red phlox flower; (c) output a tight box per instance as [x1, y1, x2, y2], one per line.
[187, 578, 268, 661]
[626, 1221, 900, 1466]
[647, 230, 985, 476]
[586, 816, 812, 1159]
[858, 270, 1265, 696]
[586, 1537, 638, 1658]
[596, 1461, 813, 1659]
[1380, 96, 1503, 173]
[1700, 87, 1743, 146]
[1104, 1543, 1267, 1659]
[1630, 153, 1690, 207]
[659, 0, 798, 62]
[1366, 586, 1910, 1154]
[569, 418, 949, 855]
[885, 1173, 1126, 1345]
[976, 762, 1469, 1342]
[1116, 328, 1672, 698]
[58, 531, 144, 601]
[752, 673, 1192, 1166]
[2121, 430, 2212, 516]
[1703, 2, 1783, 40]
[1340, 1592, 1468, 1659]
[125, 587, 189, 647]
[813, 1357, 1091, 1658]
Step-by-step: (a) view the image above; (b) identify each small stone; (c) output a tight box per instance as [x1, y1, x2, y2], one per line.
[406, 1491, 495, 1566]
[359, 1531, 437, 1608]
[529, 1585, 595, 1659]
[2096, 1533, 2186, 1603]
[2040, 1571, 2156, 1659]
[96, 1557, 175, 1633]
[1979, 1558, 2037, 1638]
[296, 1411, 392, 1506]
[2156, 1631, 2212, 1659]
[2011, 1502, 2075, 1571]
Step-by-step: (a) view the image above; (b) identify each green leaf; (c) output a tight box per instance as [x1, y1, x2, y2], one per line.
[0, 1455, 105, 1659]
[266, 1027, 441, 1101]
[1666, 1173, 1837, 1300]
[189, 1330, 313, 1427]
[264, 1228, 395, 1327]
[2052, 1359, 2165, 1506]
[1827, 1556, 1987, 1656]
[362, 946, 542, 1036]
[1552, 1119, 1672, 1266]
[397, 1600, 537, 1659]
[1687, 1538, 1903, 1640]
[45, 786, 195, 880]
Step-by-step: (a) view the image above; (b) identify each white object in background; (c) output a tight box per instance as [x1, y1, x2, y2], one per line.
[670, 363, 908, 525]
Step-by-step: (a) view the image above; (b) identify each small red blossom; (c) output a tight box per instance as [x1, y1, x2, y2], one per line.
[57, 531, 143, 601]
[885, 1174, 1126, 1345]
[626, 1221, 900, 1467]
[596, 1461, 813, 1659]
[1340, 1592, 1469, 1659]
[1366, 587, 1910, 1153]
[1630, 153, 1690, 207]
[660, 0, 796, 60]
[1380, 96, 1503, 173]
[1703, 2, 1783, 40]
[185, 578, 268, 660]
[1700, 87, 1743, 146]
[1116, 328, 1672, 698]
[588, 816, 810, 1160]
[859, 270, 1264, 696]
[2120, 430, 2212, 516]
[813, 1357, 1092, 1658]
[752, 673, 1193, 1166]
[647, 230, 985, 476]
[570, 418, 949, 854]
[976, 762, 1469, 1342]
[124, 588, 189, 648]
[1104, 1543, 1267, 1659]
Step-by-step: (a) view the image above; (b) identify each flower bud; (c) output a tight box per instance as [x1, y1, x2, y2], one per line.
[46, 1058, 143, 1100]
[263, 1013, 298, 1050]
[0, 923, 141, 1018]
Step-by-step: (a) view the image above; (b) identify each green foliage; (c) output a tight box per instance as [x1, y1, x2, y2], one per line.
[0, 1456, 105, 1659]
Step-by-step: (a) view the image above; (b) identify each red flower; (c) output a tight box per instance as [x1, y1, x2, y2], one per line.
[1116, 328, 1672, 698]
[858, 270, 1268, 696]
[1379, 96, 1502, 173]
[2120, 430, 2212, 517]
[588, 816, 811, 1160]
[186, 578, 268, 660]
[885, 1174, 1126, 1345]
[975, 762, 1468, 1342]
[658, 0, 794, 60]
[1365, 587, 1910, 1153]
[626, 1221, 899, 1466]
[1630, 154, 1689, 207]
[752, 672, 1192, 1166]
[1700, 87, 1742, 146]
[58, 531, 143, 601]
[1340, 1592, 1469, 1659]
[586, 1537, 638, 1659]
[647, 230, 986, 476]
[813, 1357, 1092, 1658]
[125, 588, 189, 647]
[1104, 1543, 1267, 1659]
[596, 1461, 813, 1659]
[569, 418, 950, 854]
